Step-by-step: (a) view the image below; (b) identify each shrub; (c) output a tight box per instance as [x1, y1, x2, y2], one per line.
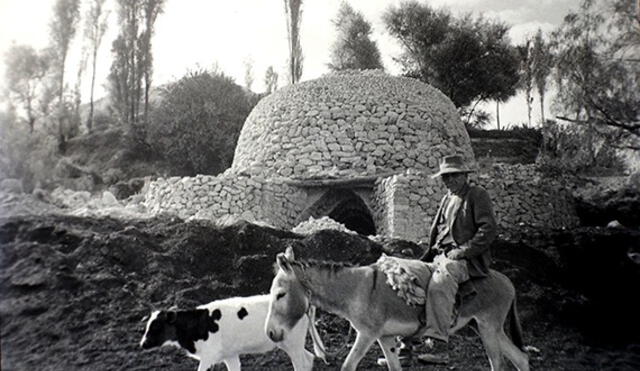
[148, 69, 257, 176]
[536, 120, 625, 176]
[0, 109, 61, 191]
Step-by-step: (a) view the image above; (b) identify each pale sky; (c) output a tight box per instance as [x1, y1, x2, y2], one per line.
[0, 0, 582, 128]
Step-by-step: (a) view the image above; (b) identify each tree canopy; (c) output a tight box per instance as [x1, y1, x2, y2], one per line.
[284, 0, 304, 84]
[3, 45, 51, 133]
[383, 1, 519, 109]
[108, 0, 165, 141]
[264, 66, 279, 94]
[531, 29, 553, 123]
[148, 69, 257, 176]
[551, 0, 640, 149]
[328, 2, 383, 71]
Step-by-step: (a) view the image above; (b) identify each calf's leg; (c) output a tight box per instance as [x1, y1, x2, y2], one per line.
[197, 359, 215, 371]
[223, 356, 241, 371]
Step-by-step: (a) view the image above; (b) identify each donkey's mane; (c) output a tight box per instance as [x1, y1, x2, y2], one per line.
[294, 258, 353, 273]
[272, 257, 353, 275]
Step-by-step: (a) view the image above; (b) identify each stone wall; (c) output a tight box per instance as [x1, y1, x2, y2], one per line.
[476, 164, 580, 229]
[144, 172, 306, 228]
[373, 173, 444, 241]
[144, 165, 579, 240]
[374, 164, 579, 241]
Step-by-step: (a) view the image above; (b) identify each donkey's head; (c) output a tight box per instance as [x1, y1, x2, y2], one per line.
[265, 246, 309, 343]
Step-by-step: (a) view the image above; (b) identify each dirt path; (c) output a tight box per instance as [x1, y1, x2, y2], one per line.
[1, 215, 639, 370]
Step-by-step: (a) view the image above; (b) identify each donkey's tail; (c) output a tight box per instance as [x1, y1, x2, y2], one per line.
[307, 306, 329, 364]
[509, 296, 525, 351]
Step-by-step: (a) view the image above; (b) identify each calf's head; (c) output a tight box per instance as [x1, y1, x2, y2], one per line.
[140, 310, 178, 349]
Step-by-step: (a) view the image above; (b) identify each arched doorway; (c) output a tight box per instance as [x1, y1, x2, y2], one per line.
[296, 188, 376, 236]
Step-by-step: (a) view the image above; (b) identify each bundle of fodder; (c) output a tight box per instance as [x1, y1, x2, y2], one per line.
[292, 216, 357, 235]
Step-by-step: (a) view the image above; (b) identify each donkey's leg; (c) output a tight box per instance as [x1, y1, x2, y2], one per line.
[497, 329, 529, 371]
[283, 347, 314, 371]
[341, 330, 377, 371]
[477, 321, 504, 371]
[377, 335, 402, 371]
[279, 317, 314, 371]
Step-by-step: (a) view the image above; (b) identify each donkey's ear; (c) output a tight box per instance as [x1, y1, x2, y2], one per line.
[284, 245, 296, 260]
[276, 252, 292, 273]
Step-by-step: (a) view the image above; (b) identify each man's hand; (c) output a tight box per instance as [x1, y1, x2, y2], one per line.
[446, 248, 465, 260]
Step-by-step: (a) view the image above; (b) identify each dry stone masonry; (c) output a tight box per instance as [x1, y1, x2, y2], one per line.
[233, 70, 473, 178]
[144, 70, 579, 241]
[145, 172, 306, 228]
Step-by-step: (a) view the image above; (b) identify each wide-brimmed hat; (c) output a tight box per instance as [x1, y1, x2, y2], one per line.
[431, 155, 474, 178]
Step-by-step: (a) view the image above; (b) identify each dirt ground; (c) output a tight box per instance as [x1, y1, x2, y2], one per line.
[1, 215, 639, 370]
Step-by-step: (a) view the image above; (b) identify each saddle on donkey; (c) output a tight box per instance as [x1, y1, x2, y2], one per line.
[375, 254, 478, 327]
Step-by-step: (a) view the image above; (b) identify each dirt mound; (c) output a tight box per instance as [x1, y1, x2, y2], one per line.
[1, 216, 639, 370]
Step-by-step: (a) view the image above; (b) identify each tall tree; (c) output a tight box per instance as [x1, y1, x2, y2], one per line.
[109, 0, 165, 142]
[264, 66, 279, 94]
[328, 2, 383, 71]
[49, 0, 81, 152]
[531, 29, 553, 123]
[84, 0, 110, 132]
[244, 57, 254, 91]
[552, 0, 639, 149]
[3, 45, 51, 133]
[517, 38, 534, 127]
[140, 0, 165, 126]
[72, 48, 88, 134]
[284, 0, 303, 84]
[383, 2, 520, 113]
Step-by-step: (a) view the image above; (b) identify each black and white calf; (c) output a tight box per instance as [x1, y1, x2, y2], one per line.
[140, 294, 326, 371]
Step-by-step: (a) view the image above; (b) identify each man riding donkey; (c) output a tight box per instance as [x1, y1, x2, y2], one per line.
[411, 154, 498, 364]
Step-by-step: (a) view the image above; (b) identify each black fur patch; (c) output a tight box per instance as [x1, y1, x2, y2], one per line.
[211, 308, 222, 321]
[174, 309, 222, 354]
[237, 307, 248, 320]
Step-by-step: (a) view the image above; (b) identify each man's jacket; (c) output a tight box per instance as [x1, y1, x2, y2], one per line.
[426, 183, 497, 277]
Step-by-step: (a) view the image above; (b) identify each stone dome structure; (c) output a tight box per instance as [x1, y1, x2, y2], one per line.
[144, 70, 580, 240]
[232, 70, 474, 178]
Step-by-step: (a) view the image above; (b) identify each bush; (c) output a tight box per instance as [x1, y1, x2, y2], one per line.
[148, 69, 258, 176]
[467, 126, 542, 164]
[0, 110, 61, 191]
[467, 125, 542, 141]
[536, 120, 625, 176]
